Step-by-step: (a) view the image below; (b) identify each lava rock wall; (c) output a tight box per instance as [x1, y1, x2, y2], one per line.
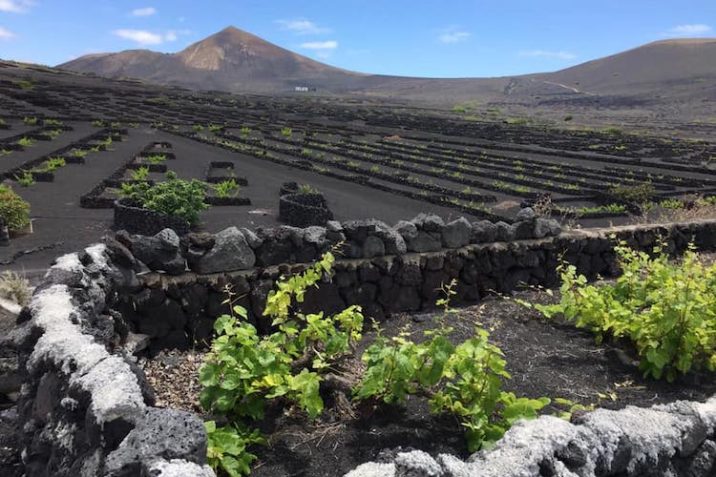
[11, 245, 215, 477]
[108, 215, 716, 352]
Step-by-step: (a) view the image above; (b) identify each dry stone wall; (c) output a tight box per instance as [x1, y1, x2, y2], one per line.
[108, 213, 716, 352]
[10, 245, 215, 477]
[10, 214, 716, 477]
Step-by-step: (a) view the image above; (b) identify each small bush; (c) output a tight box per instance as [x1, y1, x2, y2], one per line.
[0, 271, 31, 306]
[537, 243, 716, 382]
[297, 184, 318, 194]
[200, 251, 363, 475]
[120, 172, 207, 224]
[607, 182, 655, 206]
[213, 179, 239, 198]
[15, 171, 35, 188]
[356, 281, 550, 451]
[16, 137, 34, 148]
[0, 185, 31, 230]
[130, 166, 150, 181]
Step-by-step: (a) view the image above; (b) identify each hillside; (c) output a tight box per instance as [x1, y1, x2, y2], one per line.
[58, 28, 716, 107]
[60, 26, 365, 93]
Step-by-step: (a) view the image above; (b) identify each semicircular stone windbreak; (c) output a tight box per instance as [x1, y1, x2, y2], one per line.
[10, 214, 716, 477]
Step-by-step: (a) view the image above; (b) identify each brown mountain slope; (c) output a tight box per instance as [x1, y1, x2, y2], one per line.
[60, 26, 365, 92]
[535, 38, 716, 95]
[59, 28, 716, 103]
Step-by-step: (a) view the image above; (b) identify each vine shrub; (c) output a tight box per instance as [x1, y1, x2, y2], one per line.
[0, 184, 30, 231]
[199, 251, 364, 475]
[355, 281, 550, 452]
[536, 242, 716, 382]
[119, 171, 208, 224]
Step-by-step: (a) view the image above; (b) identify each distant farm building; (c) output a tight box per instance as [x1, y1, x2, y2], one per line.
[294, 86, 316, 92]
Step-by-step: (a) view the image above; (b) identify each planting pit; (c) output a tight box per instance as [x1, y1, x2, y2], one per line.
[140, 288, 716, 477]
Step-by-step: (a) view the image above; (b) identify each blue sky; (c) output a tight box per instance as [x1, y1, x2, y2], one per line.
[0, 0, 714, 77]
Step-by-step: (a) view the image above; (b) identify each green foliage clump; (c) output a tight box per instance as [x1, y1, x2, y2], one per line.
[130, 166, 150, 181]
[280, 127, 293, 138]
[205, 421, 264, 477]
[34, 157, 65, 173]
[199, 251, 364, 475]
[537, 243, 716, 382]
[22, 116, 38, 125]
[120, 172, 208, 224]
[0, 184, 30, 230]
[608, 182, 655, 206]
[297, 184, 318, 194]
[143, 154, 166, 165]
[14, 171, 35, 187]
[16, 137, 34, 148]
[356, 281, 550, 452]
[213, 179, 239, 198]
[659, 198, 684, 210]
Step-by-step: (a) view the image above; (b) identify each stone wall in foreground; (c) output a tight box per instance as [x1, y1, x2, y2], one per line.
[345, 397, 716, 477]
[109, 216, 716, 352]
[11, 217, 716, 476]
[11, 245, 215, 477]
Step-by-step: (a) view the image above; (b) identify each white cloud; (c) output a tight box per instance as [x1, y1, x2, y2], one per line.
[112, 29, 180, 46]
[300, 40, 338, 50]
[519, 50, 577, 60]
[668, 24, 712, 36]
[0, 0, 33, 13]
[131, 7, 157, 17]
[277, 18, 331, 35]
[438, 28, 470, 44]
[300, 40, 338, 59]
[0, 26, 14, 39]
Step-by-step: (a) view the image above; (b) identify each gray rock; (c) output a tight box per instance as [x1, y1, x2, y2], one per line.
[130, 229, 185, 275]
[494, 221, 514, 242]
[363, 236, 386, 258]
[326, 221, 345, 242]
[303, 226, 328, 250]
[442, 217, 471, 248]
[104, 408, 207, 477]
[686, 440, 716, 477]
[516, 207, 536, 222]
[194, 227, 255, 274]
[412, 213, 444, 233]
[239, 227, 263, 249]
[326, 220, 343, 233]
[512, 220, 534, 240]
[343, 220, 376, 243]
[471, 220, 498, 243]
[394, 220, 418, 241]
[534, 218, 562, 239]
[407, 231, 442, 253]
[395, 450, 443, 477]
[123, 332, 151, 356]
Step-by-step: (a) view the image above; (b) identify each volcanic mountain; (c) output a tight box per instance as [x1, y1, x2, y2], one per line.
[60, 26, 366, 93]
[59, 27, 716, 104]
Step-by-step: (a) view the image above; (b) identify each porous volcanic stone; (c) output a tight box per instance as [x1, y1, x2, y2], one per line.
[103, 408, 207, 477]
[442, 217, 471, 248]
[194, 227, 255, 274]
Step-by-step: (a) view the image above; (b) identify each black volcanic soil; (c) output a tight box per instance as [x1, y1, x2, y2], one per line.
[144, 289, 716, 477]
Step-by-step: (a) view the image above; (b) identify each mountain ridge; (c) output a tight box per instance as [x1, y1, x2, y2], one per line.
[58, 26, 716, 102]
